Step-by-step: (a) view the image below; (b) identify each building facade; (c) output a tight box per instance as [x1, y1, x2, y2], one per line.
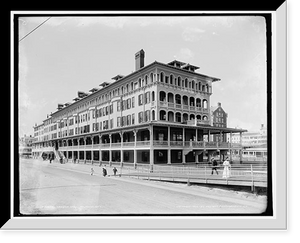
[32, 50, 245, 164]
[210, 102, 228, 142]
[19, 135, 34, 158]
[228, 124, 267, 162]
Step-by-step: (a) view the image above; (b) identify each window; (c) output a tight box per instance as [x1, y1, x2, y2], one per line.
[110, 104, 113, 114]
[117, 117, 121, 127]
[117, 101, 120, 111]
[103, 120, 108, 130]
[152, 91, 155, 102]
[132, 97, 135, 108]
[127, 98, 131, 109]
[138, 112, 143, 123]
[145, 110, 150, 122]
[110, 119, 113, 129]
[122, 116, 126, 126]
[132, 113, 135, 125]
[127, 115, 131, 125]
[145, 92, 150, 104]
[138, 94, 143, 106]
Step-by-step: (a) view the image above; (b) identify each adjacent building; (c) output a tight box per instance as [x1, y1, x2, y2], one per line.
[210, 102, 228, 142]
[228, 124, 267, 162]
[32, 50, 246, 165]
[19, 135, 34, 158]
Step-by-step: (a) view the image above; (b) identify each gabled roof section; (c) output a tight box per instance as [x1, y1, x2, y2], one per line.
[111, 74, 124, 81]
[99, 81, 110, 87]
[168, 60, 186, 68]
[182, 63, 200, 72]
[78, 91, 88, 98]
[89, 87, 99, 93]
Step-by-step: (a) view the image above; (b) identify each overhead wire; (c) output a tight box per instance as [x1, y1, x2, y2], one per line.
[19, 17, 51, 42]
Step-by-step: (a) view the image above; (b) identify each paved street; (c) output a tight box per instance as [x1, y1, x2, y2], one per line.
[19, 159, 267, 215]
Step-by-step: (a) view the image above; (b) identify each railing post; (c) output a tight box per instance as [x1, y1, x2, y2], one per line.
[251, 164, 255, 192]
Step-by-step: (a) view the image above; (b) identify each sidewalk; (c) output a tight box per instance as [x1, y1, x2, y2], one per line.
[31, 159, 267, 209]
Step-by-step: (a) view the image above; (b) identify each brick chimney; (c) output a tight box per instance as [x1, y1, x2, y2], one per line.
[135, 49, 145, 71]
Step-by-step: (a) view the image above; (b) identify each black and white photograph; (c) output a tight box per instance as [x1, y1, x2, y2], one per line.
[7, 5, 288, 231]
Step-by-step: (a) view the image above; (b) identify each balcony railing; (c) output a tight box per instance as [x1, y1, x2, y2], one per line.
[33, 141, 242, 152]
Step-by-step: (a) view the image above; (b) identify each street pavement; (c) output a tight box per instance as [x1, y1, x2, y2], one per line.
[19, 158, 267, 215]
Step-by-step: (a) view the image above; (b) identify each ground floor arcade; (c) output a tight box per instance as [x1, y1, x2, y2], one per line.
[32, 122, 245, 165]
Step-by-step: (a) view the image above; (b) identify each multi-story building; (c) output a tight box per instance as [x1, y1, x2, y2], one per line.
[210, 102, 228, 142]
[19, 135, 34, 158]
[32, 49, 246, 164]
[228, 124, 267, 162]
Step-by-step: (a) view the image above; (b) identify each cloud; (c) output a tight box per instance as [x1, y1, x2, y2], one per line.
[182, 27, 206, 42]
[177, 48, 194, 61]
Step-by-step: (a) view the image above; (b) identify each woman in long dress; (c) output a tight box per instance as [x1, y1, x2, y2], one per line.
[222, 157, 231, 179]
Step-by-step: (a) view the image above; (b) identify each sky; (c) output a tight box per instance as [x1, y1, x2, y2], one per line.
[18, 15, 267, 137]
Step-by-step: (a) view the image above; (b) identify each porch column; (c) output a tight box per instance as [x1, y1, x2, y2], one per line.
[208, 130, 211, 142]
[99, 135, 102, 164]
[84, 137, 87, 163]
[182, 151, 186, 164]
[230, 132, 233, 162]
[109, 134, 112, 165]
[133, 130, 137, 166]
[134, 149, 137, 165]
[240, 132, 243, 163]
[168, 126, 170, 146]
[149, 125, 154, 165]
[168, 149, 171, 164]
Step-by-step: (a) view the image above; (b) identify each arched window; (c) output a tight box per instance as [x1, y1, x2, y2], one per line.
[177, 77, 181, 87]
[159, 91, 166, 102]
[175, 94, 181, 104]
[159, 110, 166, 121]
[152, 91, 155, 102]
[190, 97, 195, 107]
[150, 73, 154, 83]
[185, 78, 188, 88]
[152, 110, 155, 120]
[175, 112, 182, 123]
[196, 98, 201, 107]
[168, 111, 174, 122]
[183, 96, 188, 105]
[183, 113, 188, 122]
[167, 93, 174, 103]
[170, 74, 174, 85]
[145, 75, 148, 85]
[160, 72, 164, 82]
[203, 99, 208, 109]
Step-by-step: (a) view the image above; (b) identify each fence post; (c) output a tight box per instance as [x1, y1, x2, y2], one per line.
[187, 167, 191, 186]
[250, 164, 254, 192]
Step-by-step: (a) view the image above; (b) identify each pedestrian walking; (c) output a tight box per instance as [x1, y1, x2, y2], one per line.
[211, 158, 218, 175]
[102, 165, 107, 177]
[222, 157, 231, 179]
[113, 167, 117, 176]
[90, 167, 94, 176]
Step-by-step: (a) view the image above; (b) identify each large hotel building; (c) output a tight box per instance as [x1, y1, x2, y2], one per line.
[32, 50, 246, 165]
